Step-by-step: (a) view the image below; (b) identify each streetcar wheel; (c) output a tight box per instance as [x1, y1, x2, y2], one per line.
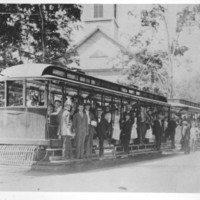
[35, 146, 48, 162]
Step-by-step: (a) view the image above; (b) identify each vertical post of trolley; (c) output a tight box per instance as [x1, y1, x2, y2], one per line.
[77, 87, 80, 104]
[101, 92, 104, 108]
[168, 106, 171, 121]
[61, 84, 64, 108]
[23, 79, 26, 107]
[4, 80, 7, 107]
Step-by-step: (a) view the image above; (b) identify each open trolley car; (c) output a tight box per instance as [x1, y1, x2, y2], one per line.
[0, 64, 170, 166]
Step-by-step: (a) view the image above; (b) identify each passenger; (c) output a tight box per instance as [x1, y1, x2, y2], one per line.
[48, 103, 54, 114]
[130, 112, 138, 142]
[152, 112, 163, 150]
[120, 113, 134, 154]
[190, 121, 199, 152]
[31, 93, 39, 106]
[97, 110, 111, 158]
[26, 93, 39, 106]
[164, 117, 168, 137]
[180, 117, 188, 150]
[71, 103, 88, 159]
[52, 97, 62, 114]
[182, 121, 191, 154]
[84, 102, 97, 158]
[145, 108, 152, 143]
[102, 106, 111, 123]
[138, 107, 148, 144]
[166, 115, 177, 149]
[57, 99, 74, 159]
[123, 104, 135, 122]
[26, 95, 32, 107]
[102, 106, 112, 140]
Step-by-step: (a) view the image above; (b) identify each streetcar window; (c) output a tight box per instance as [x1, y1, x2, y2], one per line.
[79, 90, 90, 103]
[7, 81, 23, 107]
[93, 93, 102, 102]
[129, 89, 135, 95]
[91, 79, 96, 85]
[104, 94, 112, 105]
[67, 72, 78, 80]
[52, 69, 65, 77]
[0, 81, 5, 107]
[80, 76, 90, 84]
[26, 80, 47, 107]
[136, 91, 141, 96]
[121, 87, 128, 93]
[110, 83, 120, 91]
[149, 94, 154, 99]
[143, 93, 147, 98]
[49, 81, 63, 106]
[95, 79, 101, 87]
[102, 81, 110, 89]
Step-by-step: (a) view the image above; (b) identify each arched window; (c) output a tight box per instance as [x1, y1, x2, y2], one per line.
[94, 4, 103, 18]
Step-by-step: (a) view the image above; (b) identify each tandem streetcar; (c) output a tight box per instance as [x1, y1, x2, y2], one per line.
[0, 64, 198, 166]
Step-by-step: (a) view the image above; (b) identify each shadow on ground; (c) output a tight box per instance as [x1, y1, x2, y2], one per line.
[26, 152, 184, 177]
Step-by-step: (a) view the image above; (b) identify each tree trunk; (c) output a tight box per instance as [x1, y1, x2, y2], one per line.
[163, 8, 174, 98]
[39, 4, 46, 62]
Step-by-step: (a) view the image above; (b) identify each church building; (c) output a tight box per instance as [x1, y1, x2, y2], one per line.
[74, 4, 127, 83]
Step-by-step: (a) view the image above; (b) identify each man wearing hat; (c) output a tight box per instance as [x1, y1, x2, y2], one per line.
[167, 115, 177, 149]
[120, 113, 134, 154]
[84, 102, 97, 158]
[152, 112, 163, 150]
[72, 103, 88, 159]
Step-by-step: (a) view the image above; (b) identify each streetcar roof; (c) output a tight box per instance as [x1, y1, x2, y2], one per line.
[0, 64, 169, 105]
[169, 102, 200, 112]
[0, 63, 53, 78]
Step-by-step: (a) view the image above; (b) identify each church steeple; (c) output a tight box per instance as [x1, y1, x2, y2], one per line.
[82, 4, 119, 40]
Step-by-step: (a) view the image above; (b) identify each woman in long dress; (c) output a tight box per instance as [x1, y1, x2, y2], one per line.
[131, 116, 138, 142]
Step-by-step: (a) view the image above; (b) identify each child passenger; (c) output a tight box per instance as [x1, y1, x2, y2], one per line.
[120, 113, 134, 154]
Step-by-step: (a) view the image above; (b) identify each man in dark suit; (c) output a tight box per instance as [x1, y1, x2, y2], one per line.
[120, 113, 134, 154]
[167, 116, 177, 149]
[153, 113, 163, 150]
[72, 103, 88, 159]
[97, 111, 111, 157]
[84, 103, 97, 158]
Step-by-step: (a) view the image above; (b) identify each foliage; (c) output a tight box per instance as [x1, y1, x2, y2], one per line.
[176, 5, 200, 33]
[0, 4, 82, 70]
[111, 4, 190, 97]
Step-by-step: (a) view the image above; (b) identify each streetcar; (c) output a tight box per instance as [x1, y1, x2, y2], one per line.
[0, 63, 170, 166]
[168, 99, 200, 117]
[168, 99, 200, 150]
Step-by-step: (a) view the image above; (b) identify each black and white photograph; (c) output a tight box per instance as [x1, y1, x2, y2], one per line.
[0, 0, 200, 198]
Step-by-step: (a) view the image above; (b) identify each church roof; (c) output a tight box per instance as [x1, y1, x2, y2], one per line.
[74, 27, 126, 52]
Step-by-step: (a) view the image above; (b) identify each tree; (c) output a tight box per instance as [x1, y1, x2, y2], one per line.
[111, 4, 189, 97]
[0, 4, 82, 69]
[172, 5, 200, 102]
